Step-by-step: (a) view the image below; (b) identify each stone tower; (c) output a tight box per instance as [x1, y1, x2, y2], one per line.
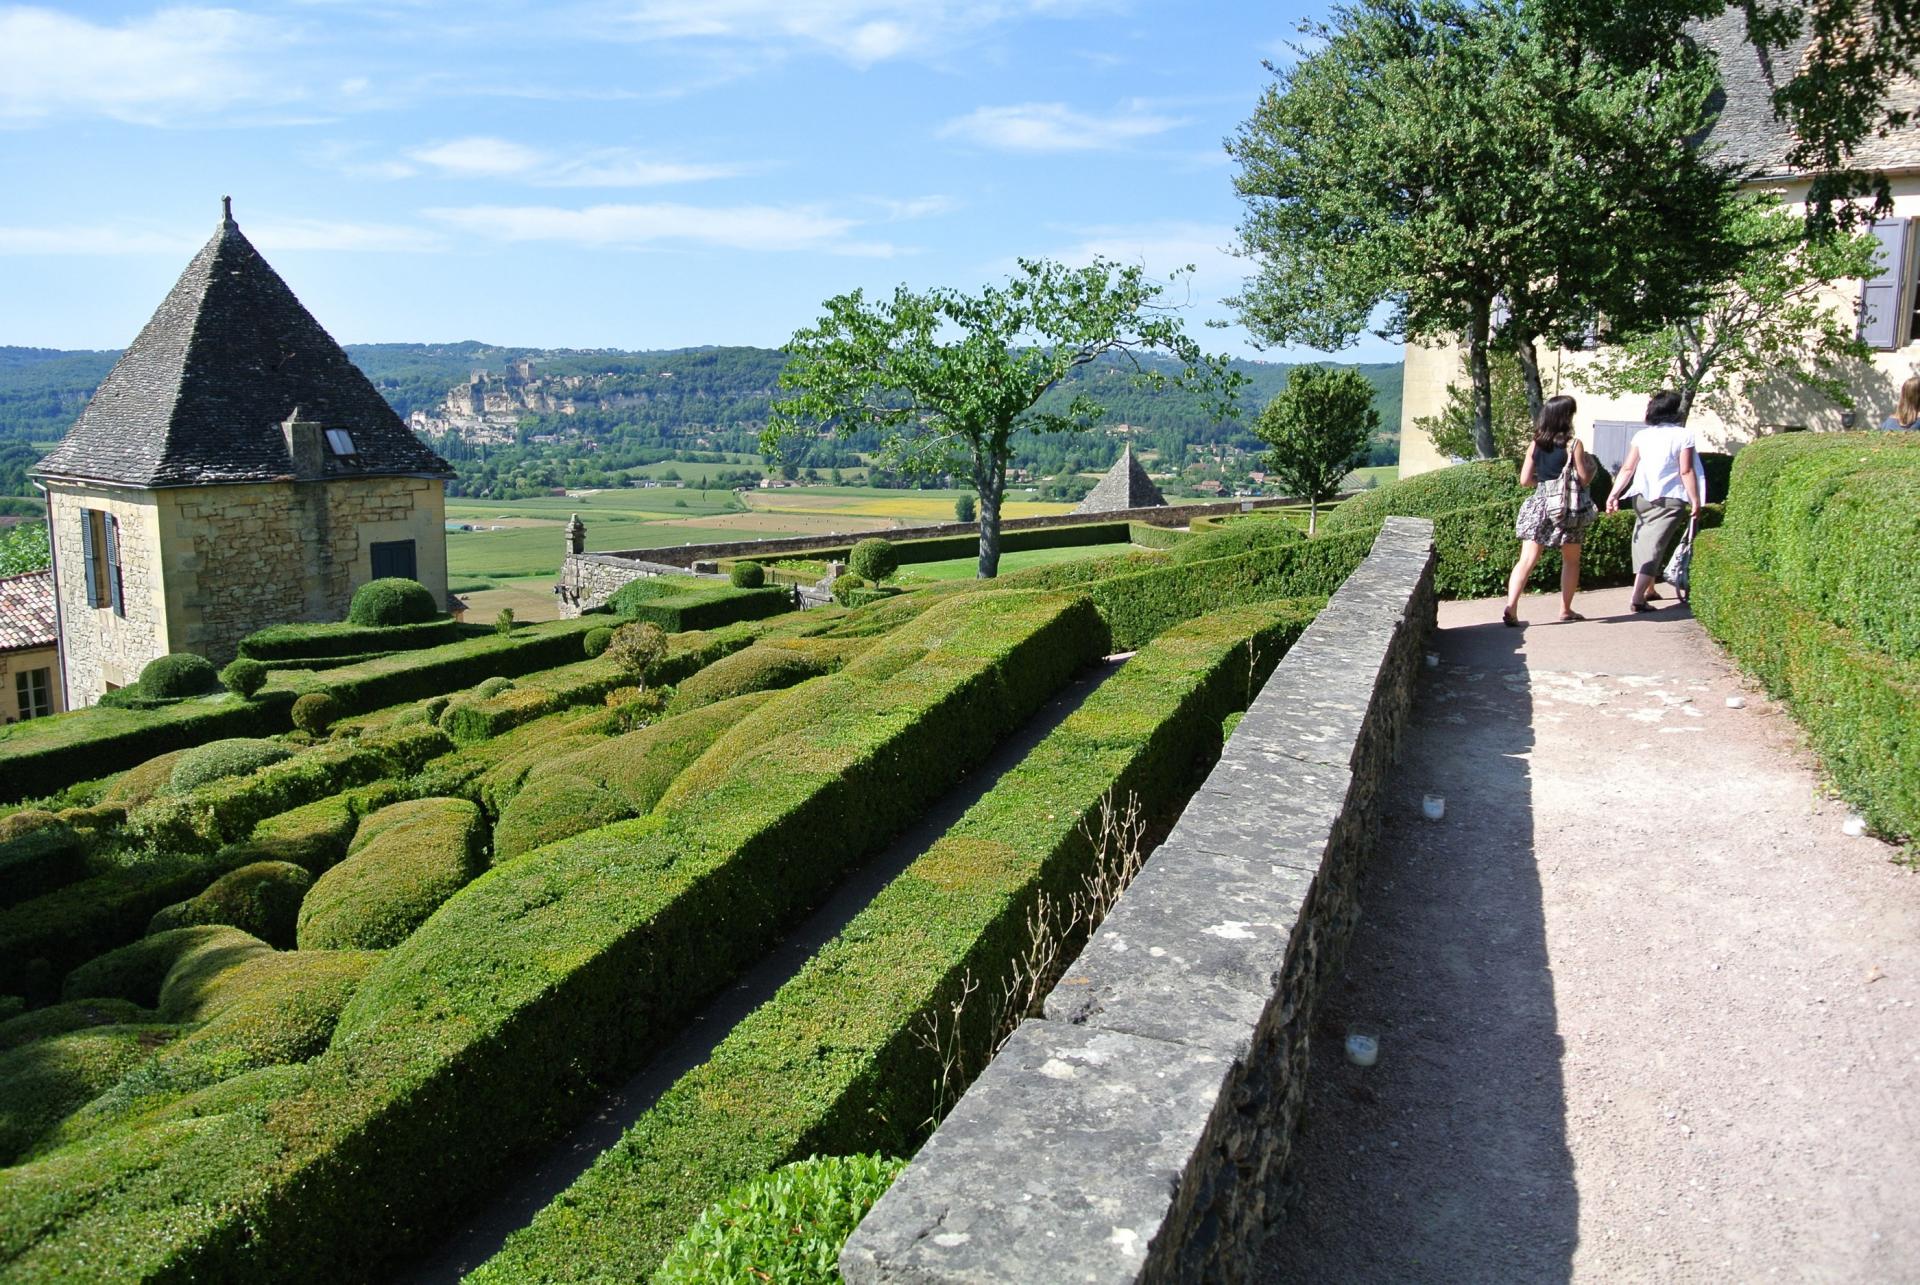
[32, 200, 454, 707]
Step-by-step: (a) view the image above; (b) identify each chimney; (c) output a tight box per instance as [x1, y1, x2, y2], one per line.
[282, 408, 324, 480]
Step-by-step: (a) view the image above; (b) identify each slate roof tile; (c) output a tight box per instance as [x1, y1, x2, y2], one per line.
[1074, 444, 1166, 514]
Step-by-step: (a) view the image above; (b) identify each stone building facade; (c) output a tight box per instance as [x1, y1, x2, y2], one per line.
[32, 201, 451, 706]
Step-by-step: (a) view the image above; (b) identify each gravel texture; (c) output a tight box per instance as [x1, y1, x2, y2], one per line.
[1258, 585, 1920, 1282]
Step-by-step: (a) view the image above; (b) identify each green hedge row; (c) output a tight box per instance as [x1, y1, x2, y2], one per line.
[0, 590, 1109, 1281]
[1694, 527, 1920, 840]
[605, 579, 793, 632]
[730, 521, 1136, 573]
[1125, 521, 1190, 550]
[0, 815, 87, 909]
[296, 798, 487, 950]
[471, 598, 1323, 1281]
[238, 617, 462, 662]
[272, 619, 603, 717]
[0, 692, 296, 808]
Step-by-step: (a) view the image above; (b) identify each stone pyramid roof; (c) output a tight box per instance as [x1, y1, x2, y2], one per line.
[1074, 444, 1166, 514]
[34, 201, 450, 489]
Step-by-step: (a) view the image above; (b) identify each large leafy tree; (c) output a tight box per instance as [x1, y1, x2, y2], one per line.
[1226, 0, 1737, 457]
[767, 257, 1236, 578]
[0, 521, 49, 576]
[1573, 196, 1880, 423]
[1254, 366, 1379, 534]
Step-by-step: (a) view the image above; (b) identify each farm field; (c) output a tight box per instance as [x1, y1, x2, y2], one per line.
[742, 484, 1074, 524]
[452, 574, 564, 624]
[892, 541, 1139, 583]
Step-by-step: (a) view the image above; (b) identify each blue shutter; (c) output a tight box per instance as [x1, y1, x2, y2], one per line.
[1859, 218, 1911, 350]
[104, 513, 124, 616]
[80, 509, 99, 607]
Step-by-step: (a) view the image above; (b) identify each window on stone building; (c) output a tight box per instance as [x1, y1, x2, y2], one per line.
[1860, 217, 1914, 351]
[325, 429, 358, 456]
[370, 539, 417, 581]
[79, 509, 125, 615]
[15, 667, 51, 720]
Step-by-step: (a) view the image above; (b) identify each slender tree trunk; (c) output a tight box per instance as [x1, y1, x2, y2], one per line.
[1514, 335, 1546, 426]
[1468, 301, 1495, 460]
[1307, 495, 1318, 536]
[975, 446, 1007, 579]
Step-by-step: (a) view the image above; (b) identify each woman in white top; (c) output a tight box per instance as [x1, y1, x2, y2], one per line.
[1605, 390, 1701, 614]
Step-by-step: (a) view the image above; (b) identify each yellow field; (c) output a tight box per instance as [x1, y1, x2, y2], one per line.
[743, 490, 1076, 522]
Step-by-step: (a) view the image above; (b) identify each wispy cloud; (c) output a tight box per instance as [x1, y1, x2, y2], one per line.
[872, 194, 959, 221]
[408, 136, 546, 177]
[424, 201, 901, 255]
[379, 136, 748, 187]
[0, 5, 294, 124]
[0, 216, 437, 255]
[939, 100, 1185, 153]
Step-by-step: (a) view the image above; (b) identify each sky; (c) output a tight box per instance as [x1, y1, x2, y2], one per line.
[0, 1, 1401, 364]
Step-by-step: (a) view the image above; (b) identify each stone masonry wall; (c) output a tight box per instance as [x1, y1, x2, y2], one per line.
[842, 516, 1438, 1285]
[45, 483, 168, 707]
[557, 555, 696, 618]
[0, 644, 64, 723]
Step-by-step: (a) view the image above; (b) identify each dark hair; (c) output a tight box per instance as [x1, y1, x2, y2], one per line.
[1646, 390, 1685, 424]
[1533, 394, 1577, 448]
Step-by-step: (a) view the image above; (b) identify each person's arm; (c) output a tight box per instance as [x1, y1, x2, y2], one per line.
[1518, 442, 1537, 487]
[1572, 438, 1595, 484]
[1606, 444, 1639, 512]
[1680, 444, 1701, 514]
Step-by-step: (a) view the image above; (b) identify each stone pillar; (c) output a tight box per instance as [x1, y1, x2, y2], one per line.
[565, 512, 585, 555]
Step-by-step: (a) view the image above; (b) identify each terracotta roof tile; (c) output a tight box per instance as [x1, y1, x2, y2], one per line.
[0, 570, 56, 653]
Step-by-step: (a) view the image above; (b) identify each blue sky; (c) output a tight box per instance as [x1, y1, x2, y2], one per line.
[0, 1, 1400, 363]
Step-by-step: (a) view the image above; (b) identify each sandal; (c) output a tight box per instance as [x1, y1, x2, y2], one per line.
[1559, 611, 1585, 622]
[1502, 609, 1520, 628]
[1630, 600, 1656, 613]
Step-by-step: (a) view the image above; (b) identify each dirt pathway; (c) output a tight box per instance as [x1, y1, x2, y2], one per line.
[1259, 584, 1920, 1282]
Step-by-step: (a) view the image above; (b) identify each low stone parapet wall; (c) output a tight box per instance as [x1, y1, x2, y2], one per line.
[556, 554, 698, 618]
[841, 516, 1437, 1284]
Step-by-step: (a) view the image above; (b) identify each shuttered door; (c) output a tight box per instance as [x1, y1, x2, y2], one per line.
[1859, 218, 1912, 350]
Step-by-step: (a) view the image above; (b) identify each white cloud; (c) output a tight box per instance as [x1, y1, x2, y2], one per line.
[425, 201, 900, 255]
[614, 0, 1112, 67]
[0, 217, 437, 255]
[542, 152, 747, 187]
[939, 101, 1184, 152]
[408, 136, 546, 177]
[246, 218, 444, 252]
[376, 137, 744, 187]
[873, 195, 958, 220]
[0, 6, 291, 124]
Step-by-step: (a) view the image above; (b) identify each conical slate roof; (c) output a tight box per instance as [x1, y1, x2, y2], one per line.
[34, 201, 449, 489]
[1073, 444, 1166, 514]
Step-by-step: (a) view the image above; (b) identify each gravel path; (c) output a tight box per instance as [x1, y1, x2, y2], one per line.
[1258, 584, 1920, 1282]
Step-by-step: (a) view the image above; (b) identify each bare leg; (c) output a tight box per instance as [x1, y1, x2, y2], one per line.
[1560, 543, 1582, 616]
[1631, 571, 1655, 607]
[1505, 541, 1543, 617]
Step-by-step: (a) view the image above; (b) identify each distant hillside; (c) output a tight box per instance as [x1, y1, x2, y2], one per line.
[0, 343, 1403, 496]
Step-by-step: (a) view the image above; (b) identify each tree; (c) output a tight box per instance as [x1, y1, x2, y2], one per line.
[767, 257, 1237, 578]
[1254, 366, 1378, 534]
[1573, 196, 1880, 423]
[1226, 0, 1737, 456]
[954, 493, 976, 523]
[1415, 348, 1535, 464]
[606, 621, 667, 684]
[0, 521, 49, 576]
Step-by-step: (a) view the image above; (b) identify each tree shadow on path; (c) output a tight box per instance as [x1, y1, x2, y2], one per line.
[1258, 616, 1576, 1282]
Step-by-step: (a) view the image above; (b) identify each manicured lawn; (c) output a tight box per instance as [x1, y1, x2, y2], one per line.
[892, 541, 1140, 583]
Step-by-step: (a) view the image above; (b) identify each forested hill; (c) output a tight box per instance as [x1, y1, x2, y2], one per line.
[0, 342, 1402, 496]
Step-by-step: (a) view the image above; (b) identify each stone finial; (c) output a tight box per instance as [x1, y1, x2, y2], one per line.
[221, 195, 234, 228]
[565, 512, 586, 555]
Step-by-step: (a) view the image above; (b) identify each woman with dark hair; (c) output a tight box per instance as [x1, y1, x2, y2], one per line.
[1606, 390, 1701, 613]
[1503, 394, 1596, 626]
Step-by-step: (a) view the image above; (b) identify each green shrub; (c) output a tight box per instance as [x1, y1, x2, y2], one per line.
[955, 494, 976, 522]
[729, 561, 766, 589]
[1321, 459, 1521, 532]
[1167, 515, 1305, 563]
[102, 751, 191, 809]
[607, 579, 793, 632]
[475, 676, 515, 699]
[138, 653, 221, 701]
[473, 600, 1318, 1280]
[219, 659, 269, 699]
[0, 997, 154, 1053]
[831, 573, 866, 606]
[849, 538, 899, 582]
[0, 812, 86, 909]
[239, 616, 459, 662]
[666, 638, 866, 714]
[606, 621, 669, 682]
[493, 609, 516, 637]
[656, 1155, 906, 1285]
[291, 693, 340, 736]
[291, 619, 601, 717]
[147, 861, 314, 948]
[238, 784, 396, 875]
[583, 626, 613, 658]
[295, 797, 487, 950]
[0, 1024, 182, 1165]
[62, 926, 271, 1013]
[347, 578, 438, 627]
[165, 739, 293, 795]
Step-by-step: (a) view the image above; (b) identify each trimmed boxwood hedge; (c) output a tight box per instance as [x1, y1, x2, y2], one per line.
[1321, 459, 1522, 532]
[606, 579, 793, 632]
[0, 1023, 181, 1165]
[239, 617, 461, 662]
[61, 926, 273, 1014]
[471, 597, 1322, 1281]
[295, 797, 487, 951]
[165, 739, 294, 795]
[655, 1154, 906, 1284]
[0, 813, 86, 909]
[733, 520, 1136, 573]
[0, 591, 1107, 1282]
[347, 578, 438, 627]
[271, 618, 603, 718]
[0, 997, 154, 1053]
[665, 637, 869, 714]
[147, 860, 314, 949]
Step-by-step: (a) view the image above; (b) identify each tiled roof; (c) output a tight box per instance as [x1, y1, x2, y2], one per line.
[1073, 445, 1166, 514]
[0, 571, 56, 653]
[34, 202, 451, 489]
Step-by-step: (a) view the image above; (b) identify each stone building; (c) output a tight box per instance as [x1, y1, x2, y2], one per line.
[31, 200, 452, 707]
[0, 570, 63, 723]
[1073, 444, 1167, 514]
[1398, 13, 1920, 476]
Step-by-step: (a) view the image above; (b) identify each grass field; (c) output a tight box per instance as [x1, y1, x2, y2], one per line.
[454, 574, 565, 624]
[891, 541, 1138, 583]
[1344, 465, 1399, 489]
[744, 485, 1073, 523]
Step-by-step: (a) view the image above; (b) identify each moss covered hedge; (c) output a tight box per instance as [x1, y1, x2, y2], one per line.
[472, 597, 1321, 1281]
[295, 797, 487, 950]
[147, 860, 314, 948]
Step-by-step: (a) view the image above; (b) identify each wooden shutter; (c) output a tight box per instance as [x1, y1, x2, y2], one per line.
[80, 509, 100, 607]
[1859, 218, 1911, 350]
[104, 513, 124, 616]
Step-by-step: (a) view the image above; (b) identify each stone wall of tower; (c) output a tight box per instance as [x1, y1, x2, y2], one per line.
[45, 483, 170, 708]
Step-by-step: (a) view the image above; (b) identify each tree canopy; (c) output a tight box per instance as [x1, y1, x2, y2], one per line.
[766, 257, 1237, 577]
[1254, 366, 1380, 534]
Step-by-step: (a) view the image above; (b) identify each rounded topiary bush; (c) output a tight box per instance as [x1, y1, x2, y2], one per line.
[657, 1154, 907, 1284]
[296, 797, 487, 950]
[606, 621, 669, 681]
[61, 925, 270, 1012]
[583, 625, 614, 658]
[138, 653, 220, 700]
[831, 573, 867, 607]
[103, 750, 190, 808]
[729, 561, 767, 589]
[291, 692, 341, 736]
[346, 577, 438, 627]
[146, 861, 313, 949]
[475, 676, 515, 699]
[1320, 459, 1522, 533]
[848, 538, 899, 582]
[218, 657, 268, 699]
[165, 738, 293, 795]
[667, 640, 862, 714]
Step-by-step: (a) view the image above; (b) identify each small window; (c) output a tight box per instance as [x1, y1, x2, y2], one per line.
[325, 429, 358, 456]
[15, 668, 51, 720]
[370, 539, 417, 581]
